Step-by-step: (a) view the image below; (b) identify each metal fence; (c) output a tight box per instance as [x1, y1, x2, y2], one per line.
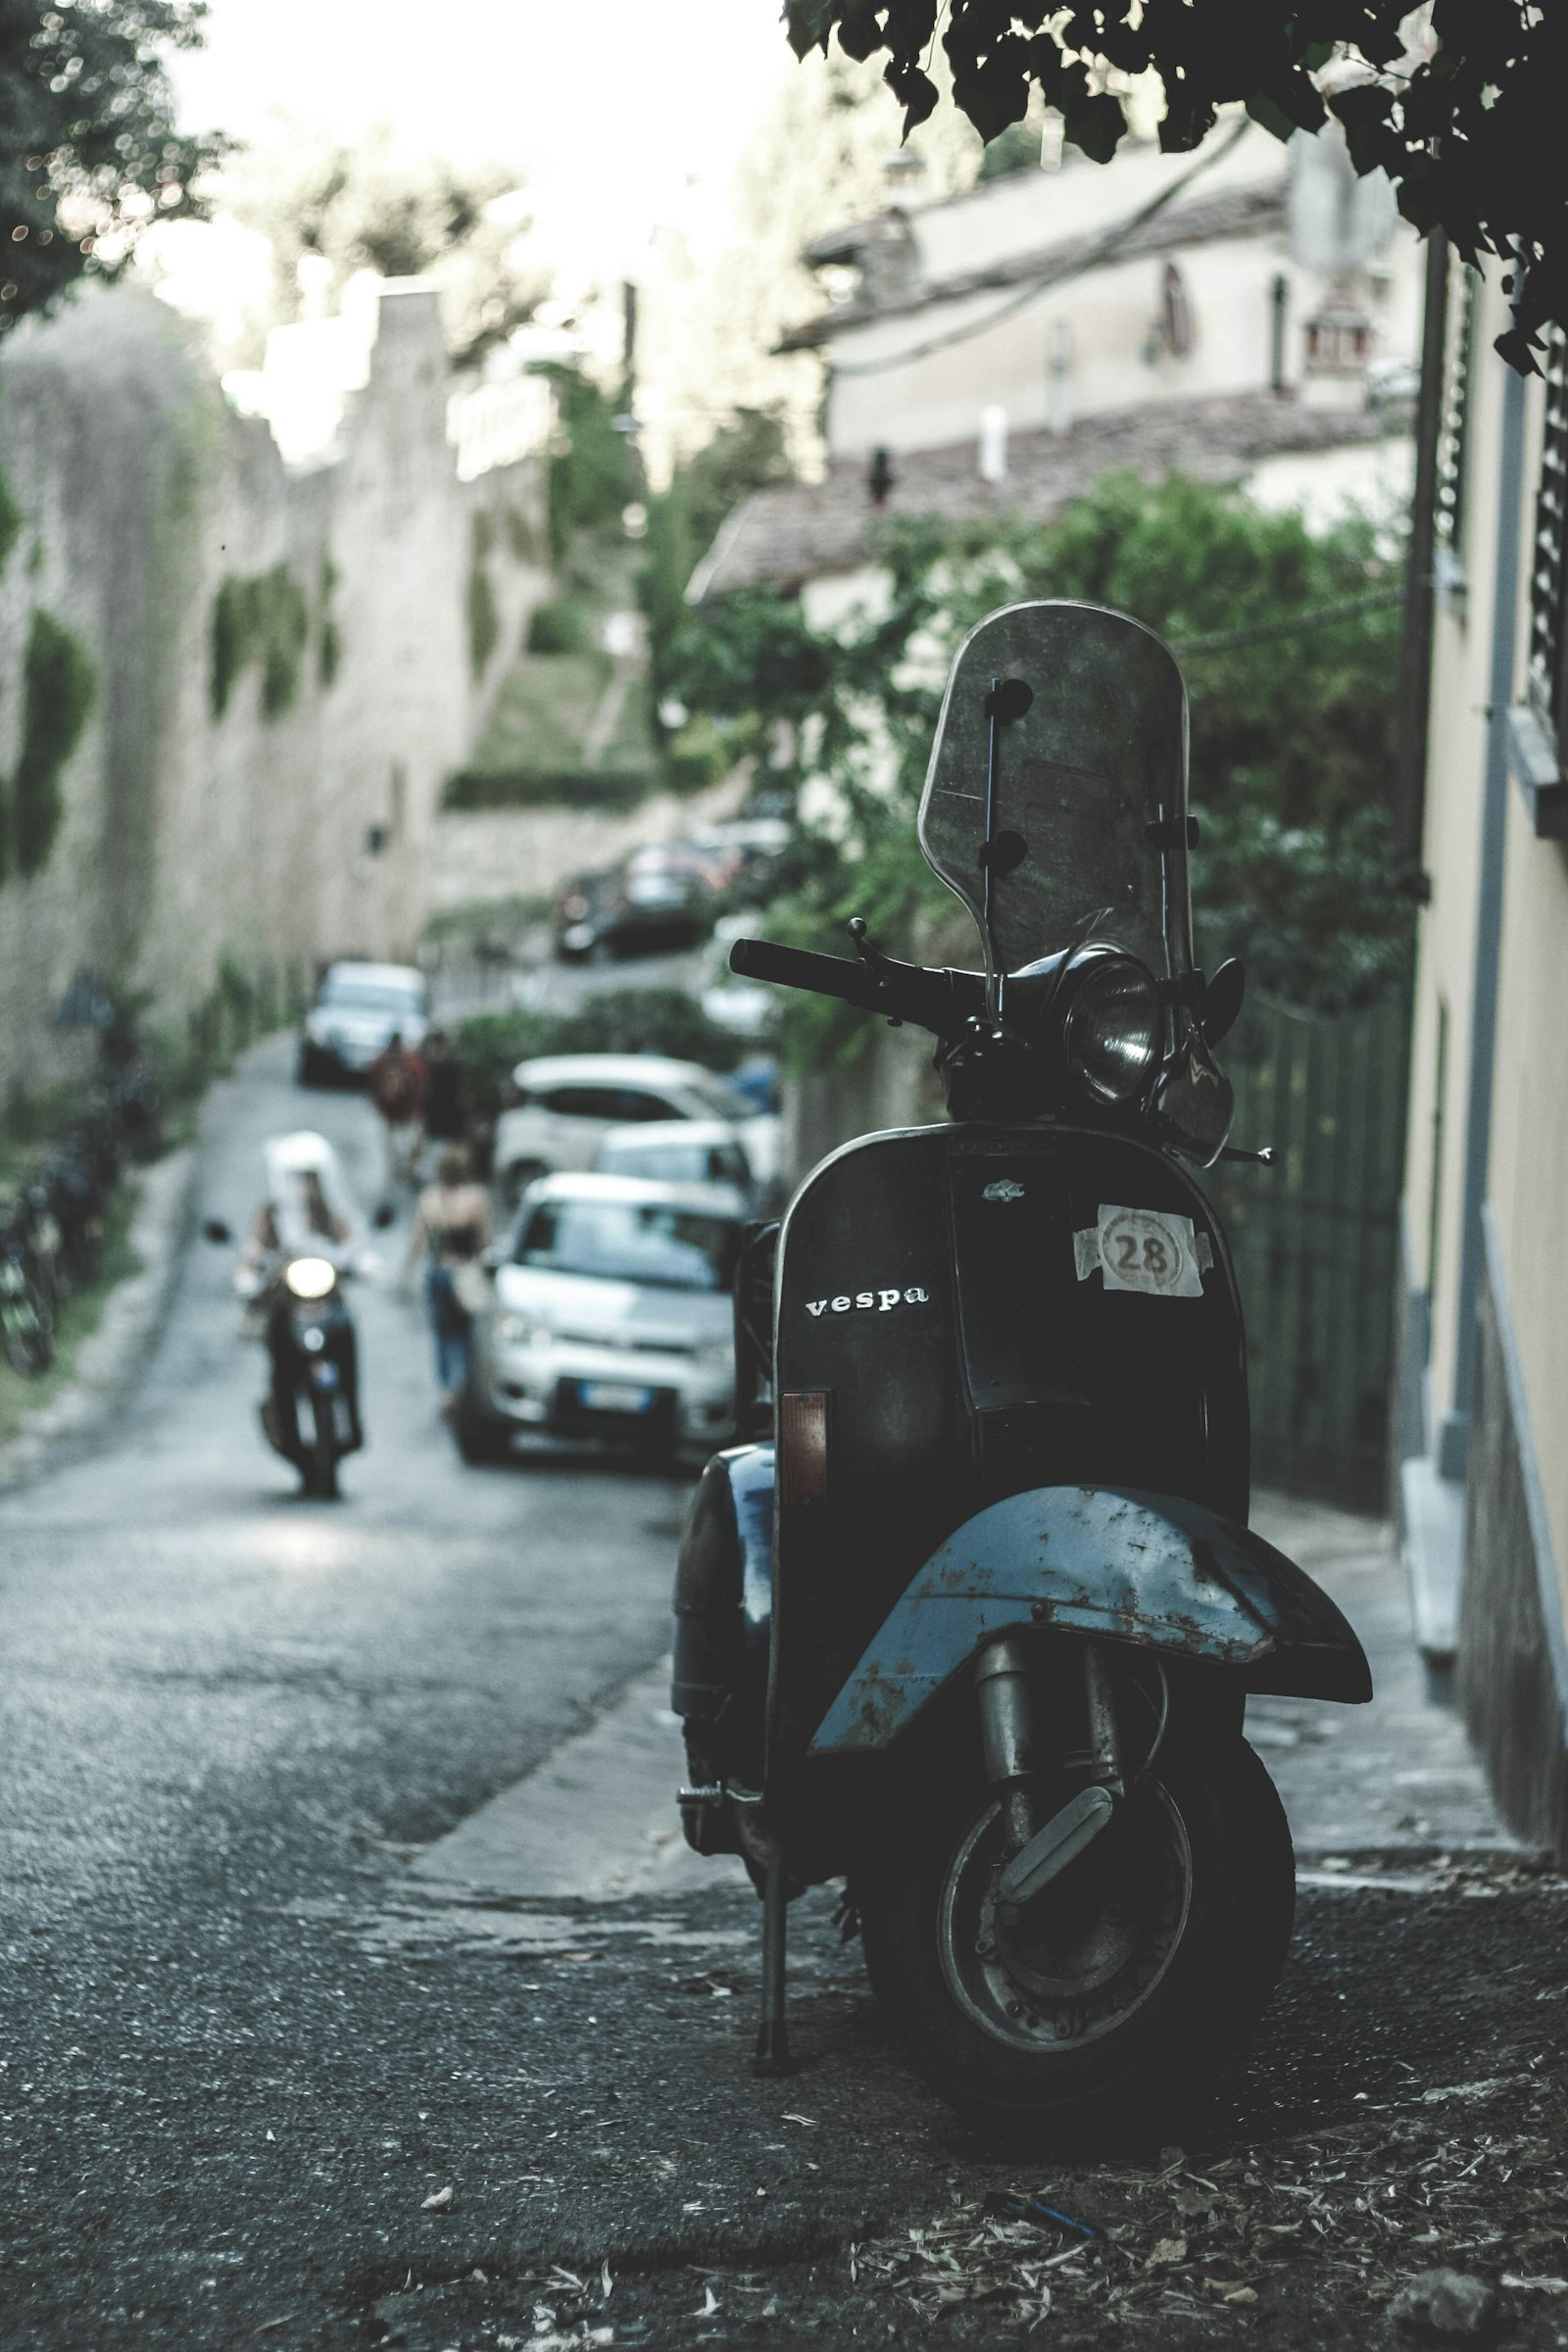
[1201, 991, 1412, 1515]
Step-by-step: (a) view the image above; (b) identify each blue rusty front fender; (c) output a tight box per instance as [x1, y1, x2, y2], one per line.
[808, 1485, 1371, 1755]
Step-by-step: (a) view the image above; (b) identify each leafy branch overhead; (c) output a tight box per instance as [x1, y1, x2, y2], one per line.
[0, 1, 225, 335]
[785, 1, 1564, 368]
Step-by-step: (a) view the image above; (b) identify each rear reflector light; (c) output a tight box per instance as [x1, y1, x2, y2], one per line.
[778, 1391, 829, 1505]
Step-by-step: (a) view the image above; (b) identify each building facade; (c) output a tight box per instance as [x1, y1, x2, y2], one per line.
[692, 117, 1422, 608]
[1398, 259, 1568, 1859]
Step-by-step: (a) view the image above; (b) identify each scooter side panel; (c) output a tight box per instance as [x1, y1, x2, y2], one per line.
[808, 1483, 1372, 1754]
[768, 1123, 1250, 1780]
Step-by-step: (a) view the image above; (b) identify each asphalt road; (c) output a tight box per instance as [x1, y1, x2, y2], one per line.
[0, 1040, 692, 2347]
[2, 1040, 1566, 2351]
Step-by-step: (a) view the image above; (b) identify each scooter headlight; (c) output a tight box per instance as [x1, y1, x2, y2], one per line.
[285, 1256, 337, 1299]
[1063, 955, 1160, 1106]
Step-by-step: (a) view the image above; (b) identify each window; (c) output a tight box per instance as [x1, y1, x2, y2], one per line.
[514, 1200, 741, 1292]
[538, 1086, 636, 1120]
[612, 1089, 683, 1123]
[1527, 325, 1568, 744]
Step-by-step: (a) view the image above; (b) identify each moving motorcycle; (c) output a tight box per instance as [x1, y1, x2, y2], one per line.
[238, 1248, 364, 1500]
[672, 601, 1371, 2131]
[208, 1131, 381, 1501]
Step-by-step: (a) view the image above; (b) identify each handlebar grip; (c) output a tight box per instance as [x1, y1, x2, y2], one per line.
[728, 938, 875, 1007]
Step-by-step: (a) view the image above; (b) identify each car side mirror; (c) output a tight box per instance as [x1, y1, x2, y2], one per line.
[371, 1201, 398, 1229]
[1203, 959, 1246, 1050]
[202, 1217, 233, 1245]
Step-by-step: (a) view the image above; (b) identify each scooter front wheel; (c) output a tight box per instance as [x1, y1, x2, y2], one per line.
[857, 1735, 1293, 2133]
[305, 1390, 340, 1500]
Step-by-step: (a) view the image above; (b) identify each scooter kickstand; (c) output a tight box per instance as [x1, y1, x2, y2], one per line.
[753, 1847, 794, 2078]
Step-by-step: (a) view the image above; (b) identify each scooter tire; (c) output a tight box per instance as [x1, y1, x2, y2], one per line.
[857, 1734, 1294, 2138]
[306, 1390, 340, 1500]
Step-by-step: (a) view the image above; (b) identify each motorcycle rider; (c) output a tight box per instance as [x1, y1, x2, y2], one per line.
[239, 1132, 365, 1451]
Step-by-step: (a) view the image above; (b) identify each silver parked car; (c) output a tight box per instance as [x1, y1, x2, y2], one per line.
[455, 1173, 743, 1464]
[491, 1053, 780, 1207]
[297, 961, 428, 1086]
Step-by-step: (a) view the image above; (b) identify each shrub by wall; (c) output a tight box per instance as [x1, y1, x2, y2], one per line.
[10, 609, 95, 879]
[442, 765, 654, 811]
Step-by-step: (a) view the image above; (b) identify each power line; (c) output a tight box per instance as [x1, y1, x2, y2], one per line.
[828, 117, 1253, 379]
[1171, 586, 1404, 656]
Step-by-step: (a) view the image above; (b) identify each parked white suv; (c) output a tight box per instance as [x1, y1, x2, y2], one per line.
[491, 1054, 779, 1207]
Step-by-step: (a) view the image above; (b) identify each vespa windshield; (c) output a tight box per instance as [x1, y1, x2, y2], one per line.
[918, 601, 1192, 984]
[918, 600, 1233, 1162]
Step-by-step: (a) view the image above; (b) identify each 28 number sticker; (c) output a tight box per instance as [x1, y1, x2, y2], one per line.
[1074, 1204, 1209, 1299]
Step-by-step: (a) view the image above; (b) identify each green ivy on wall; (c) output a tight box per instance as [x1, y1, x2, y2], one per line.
[209, 563, 313, 721]
[318, 552, 342, 688]
[6, 610, 95, 880]
[0, 463, 20, 572]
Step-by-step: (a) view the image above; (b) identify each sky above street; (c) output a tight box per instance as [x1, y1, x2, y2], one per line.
[170, 0, 799, 279]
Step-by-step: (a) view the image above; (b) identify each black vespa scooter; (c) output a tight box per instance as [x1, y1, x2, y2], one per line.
[672, 600, 1371, 2131]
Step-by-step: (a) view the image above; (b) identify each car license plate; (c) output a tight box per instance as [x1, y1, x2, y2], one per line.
[578, 1381, 655, 1414]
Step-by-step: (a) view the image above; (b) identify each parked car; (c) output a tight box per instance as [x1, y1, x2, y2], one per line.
[553, 844, 714, 964]
[593, 1118, 756, 1207]
[491, 1054, 781, 1207]
[456, 1172, 743, 1464]
[298, 961, 428, 1086]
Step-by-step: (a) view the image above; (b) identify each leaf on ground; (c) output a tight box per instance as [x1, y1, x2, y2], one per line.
[1145, 2237, 1189, 2270]
[420, 2185, 453, 2211]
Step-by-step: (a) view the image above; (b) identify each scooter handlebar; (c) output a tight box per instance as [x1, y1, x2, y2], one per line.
[728, 937, 980, 1036]
[728, 938, 875, 1007]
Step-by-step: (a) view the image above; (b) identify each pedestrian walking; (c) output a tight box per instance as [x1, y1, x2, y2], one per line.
[368, 1033, 427, 1195]
[420, 1029, 466, 1148]
[401, 1144, 493, 1407]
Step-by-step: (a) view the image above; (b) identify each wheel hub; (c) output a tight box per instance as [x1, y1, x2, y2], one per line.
[938, 1784, 1193, 2053]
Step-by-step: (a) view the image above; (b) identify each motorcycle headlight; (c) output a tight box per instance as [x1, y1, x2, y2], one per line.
[285, 1256, 337, 1300]
[1063, 955, 1160, 1106]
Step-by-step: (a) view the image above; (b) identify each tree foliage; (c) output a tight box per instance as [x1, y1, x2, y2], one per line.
[785, 1, 1565, 368]
[221, 129, 546, 364]
[544, 367, 631, 561]
[669, 474, 1414, 1035]
[640, 405, 796, 754]
[0, 0, 222, 336]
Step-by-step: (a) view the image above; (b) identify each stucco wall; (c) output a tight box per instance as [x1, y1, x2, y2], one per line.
[0, 282, 546, 1103]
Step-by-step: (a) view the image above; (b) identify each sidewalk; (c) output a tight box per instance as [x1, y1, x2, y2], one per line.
[1249, 1490, 1511, 1855]
[351, 1493, 1564, 2352]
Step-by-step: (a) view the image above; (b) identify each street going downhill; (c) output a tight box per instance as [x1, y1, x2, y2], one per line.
[2, 1035, 1566, 2352]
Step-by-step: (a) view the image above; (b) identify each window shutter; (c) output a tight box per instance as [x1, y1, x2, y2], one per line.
[1527, 325, 1568, 744]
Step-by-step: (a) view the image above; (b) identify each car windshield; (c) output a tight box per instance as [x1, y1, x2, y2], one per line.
[320, 984, 421, 1015]
[516, 1200, 741, 1292]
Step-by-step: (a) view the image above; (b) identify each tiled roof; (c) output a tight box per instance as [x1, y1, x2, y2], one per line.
[688, 392, 1410, 604]
[779, 180, 1288, 352]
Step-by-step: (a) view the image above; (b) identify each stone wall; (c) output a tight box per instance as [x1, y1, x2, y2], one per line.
[0, 281, 547, 1103]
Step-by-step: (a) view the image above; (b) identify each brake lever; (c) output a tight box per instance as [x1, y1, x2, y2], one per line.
[1216, 1143, 1276, 1167]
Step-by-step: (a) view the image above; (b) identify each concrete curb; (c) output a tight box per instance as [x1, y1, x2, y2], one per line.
[0, 1146, 195, 1491]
